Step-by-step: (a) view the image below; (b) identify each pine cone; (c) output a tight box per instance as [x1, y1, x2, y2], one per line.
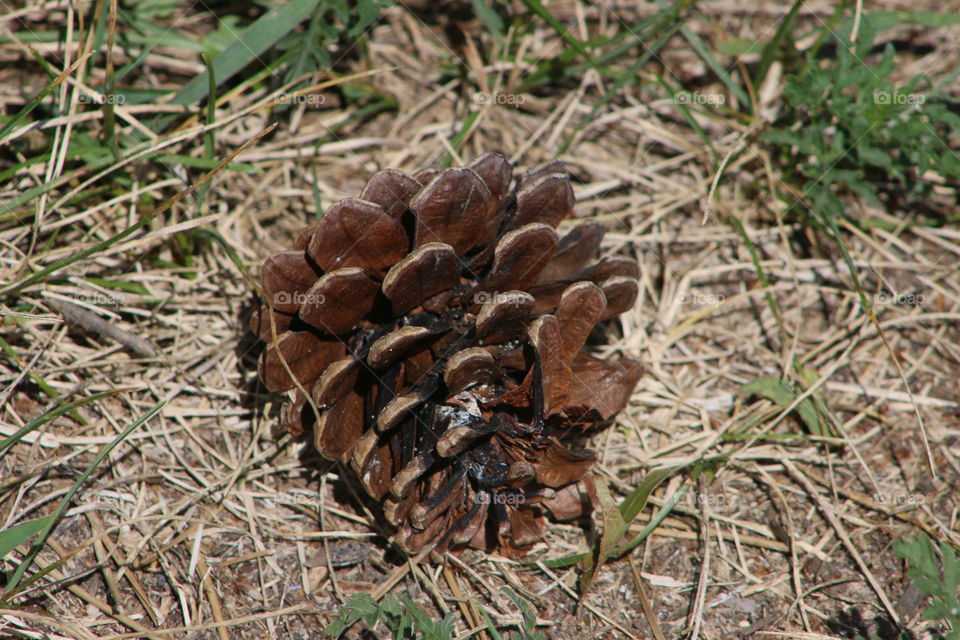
[250, 154, 642, 556]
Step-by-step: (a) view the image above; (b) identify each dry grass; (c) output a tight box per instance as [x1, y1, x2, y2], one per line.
[2, 1, 959, 639]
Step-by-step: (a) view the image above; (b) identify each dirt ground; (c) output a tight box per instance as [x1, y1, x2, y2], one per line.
[2, 1, 959, 639]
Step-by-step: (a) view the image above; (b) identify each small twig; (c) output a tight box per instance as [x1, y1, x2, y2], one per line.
[45, 296, 158, 357]
[86, 512, 126, 617]
[0, 324, 57, 408]
[371, 545, 434, 601]
[687, 482, 711, 640]
[784, 459, 902, 627]
[0, 608, 97, 640]
[197, 555, 229, 640]
[44, 539, 166, 640]
[443, 566, 488, 640]
[627, 555, 667, 640]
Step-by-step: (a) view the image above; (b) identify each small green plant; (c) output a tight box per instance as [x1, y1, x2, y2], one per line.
[499, 586, 546, 640]
[0, 397, 165, 602]
[893, 534, 960, 639]
[324, 593, 455, 639]
[763, 17, 960, 228]
[325, 587, 544, 639]
[742, 371, 836, 440]
[275, 0, 390, 86]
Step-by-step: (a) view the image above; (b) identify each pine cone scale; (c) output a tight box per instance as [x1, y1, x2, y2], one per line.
[299, 267, 378, 334]
[478, 223, 559, 294]
[536, 222, 605, 283]
[381, 243, 460, 315]
[306, 199, 408, 275]
[512, 172, 575, 230]
[360, 169, 423, 218]
[314, 390, 364, 459]
[311, 358, 359, 405]
[555, 281, 607, 359]
[475, 291, 533, 343]
[367, 325, 434, 369]
[261, 251, 319, 313]
[259, 331, 344, 392]
[410, 168, 493, 254]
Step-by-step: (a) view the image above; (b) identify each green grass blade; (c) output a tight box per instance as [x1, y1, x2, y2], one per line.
[808, 0, 853, 61]
[2, 399, 166, 598]
[611, 480, 694, 559]
[655, 75, 716, 156]
[0, 389, 125, 457]
[0, 53, 89, 145]
[476, 604, 504, 640]
[0, 335, 85, 423]
[743, 377, 830, 437]
[0, 518, 54, 561]
[470, 0, 504, 45]
[3, 122, 273, 298]
[0, 149, 126, 218]
[0, 153, 51, 186]
[560, 0, 693, 153]
[152, 0, 323, 131]
[680, 25, 749, 107]
[203, 53, 217, 159]
[728, 214, 783, 332]
[502, 586, 544, 640]
[577, 466, 678, 595]
[439, 111, 481, 169]
[0, 213, 155, 297]
[151, 154, 259, 172]
[102, 0, 121, 160]
[845, 10, 960, 31]
[519, 0, 600, 71]
[753, 0, 805, 93]
[529, 466, 685, 569]
[286, 8, 325, 84]
[75, 277, 151, 296]
[198, 53, 218, 207]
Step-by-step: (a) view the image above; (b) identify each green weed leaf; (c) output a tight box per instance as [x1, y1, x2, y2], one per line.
[743, 376, 833, 438]
[0, 518, 54, 561]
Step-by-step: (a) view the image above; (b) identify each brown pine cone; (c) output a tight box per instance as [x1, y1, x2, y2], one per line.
[250, 154, 642, 557]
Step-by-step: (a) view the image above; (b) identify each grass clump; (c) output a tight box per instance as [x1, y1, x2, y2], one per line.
[893, 534, 960, 639]
[325, 587, 544, 640]
[762, 17, 960, 228]
[325, 593, 456, 639]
